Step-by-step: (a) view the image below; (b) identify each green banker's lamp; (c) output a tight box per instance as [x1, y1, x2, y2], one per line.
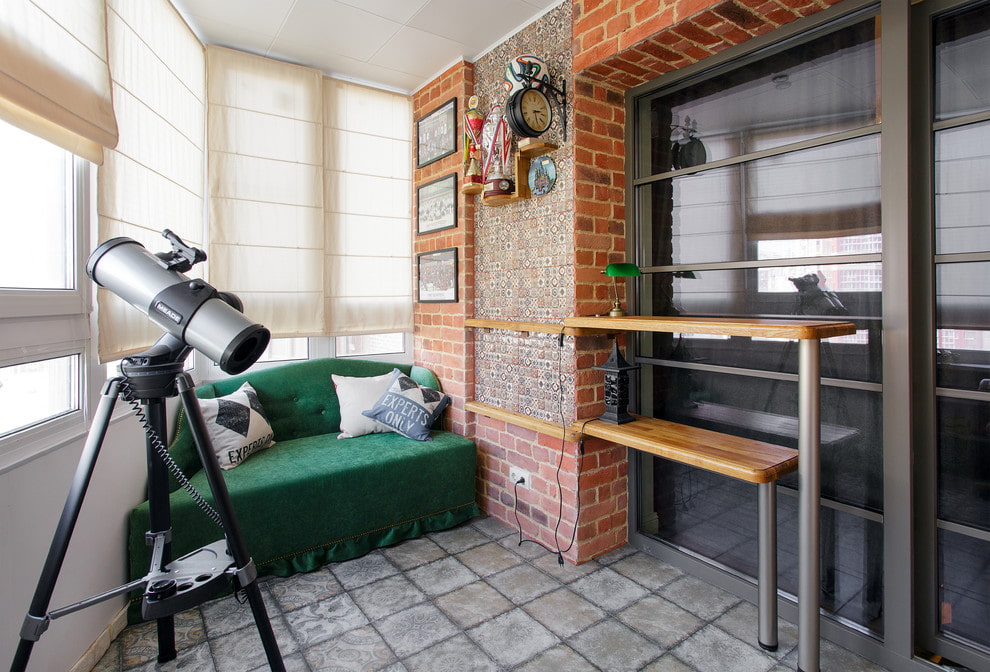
[603, 262, 641, 317]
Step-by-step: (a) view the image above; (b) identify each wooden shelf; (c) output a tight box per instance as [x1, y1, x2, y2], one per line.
[572, 415, 798, 484]
[465, 318, 607, 337]
[482, 142, 558, 207]
[466, 400, 582, 442]
[563, 315, 857, 340]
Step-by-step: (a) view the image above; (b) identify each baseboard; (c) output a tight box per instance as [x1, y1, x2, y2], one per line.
[69, 607, 128, 672]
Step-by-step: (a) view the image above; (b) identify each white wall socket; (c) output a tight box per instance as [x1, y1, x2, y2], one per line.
[509, 467, 531, 489]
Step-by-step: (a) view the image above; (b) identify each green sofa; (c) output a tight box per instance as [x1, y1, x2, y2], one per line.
[127, 357, 479, 618]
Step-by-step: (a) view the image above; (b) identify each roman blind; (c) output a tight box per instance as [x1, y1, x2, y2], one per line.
[96, 0, 205, 361]
[0, 0, 118, 164]
[324, 78, 413, 335]
[206, 46, 325, 337]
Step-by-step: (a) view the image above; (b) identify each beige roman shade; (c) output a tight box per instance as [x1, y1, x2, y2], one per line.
[0, 0, 118, 164]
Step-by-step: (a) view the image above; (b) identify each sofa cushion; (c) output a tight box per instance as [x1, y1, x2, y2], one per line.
[363, 369, 451, 441]
[332, 372, 393, 439]
[198, 382, 275, 469]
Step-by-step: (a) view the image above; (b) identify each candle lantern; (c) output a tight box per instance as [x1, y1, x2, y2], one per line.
[594, 340, 639, 425]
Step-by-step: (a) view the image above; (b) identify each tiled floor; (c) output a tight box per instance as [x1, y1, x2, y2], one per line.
[94, 516, 891, 672]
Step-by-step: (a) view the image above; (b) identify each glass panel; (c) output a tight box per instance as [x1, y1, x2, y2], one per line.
[935, 121, 990, 255]
[642, 367, 883, 510]
[256, 338, 309, 363]
[938, 396, 990, 531]
[939, 529, 990, 649]
[336, 333, 404, 357]
[644, 135, 881, 267]
[639, 461, 884, 634]
[0, 120, 72, 290]
[642, 264, 882, 383]
[936, 262, 990, 391]
[934, 0, 990, 121]
[642, 17, 878, 175]
[0, 356, 79, 437]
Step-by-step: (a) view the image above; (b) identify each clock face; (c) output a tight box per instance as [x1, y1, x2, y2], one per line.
[520, 89, 551, 133]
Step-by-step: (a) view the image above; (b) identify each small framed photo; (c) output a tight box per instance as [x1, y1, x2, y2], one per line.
[417, 173, 458, 235]
[417, 247, 458, 303]
[416, 98, 457, 168]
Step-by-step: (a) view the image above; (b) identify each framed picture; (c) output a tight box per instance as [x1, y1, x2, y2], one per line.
[417, 247, 458, 303]
[416, 98, 457, 168]
[417, 173, 458, 235]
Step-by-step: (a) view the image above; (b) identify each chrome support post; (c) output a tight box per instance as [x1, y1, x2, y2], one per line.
[757, 481, 778, 651]
[798, 338, 821, 672]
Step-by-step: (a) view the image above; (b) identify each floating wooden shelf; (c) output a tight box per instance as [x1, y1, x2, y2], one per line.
[562, 315, 857, 340]
[466, 400, 582, 441]
[482, 142, 558, 207]
[464, 318, 608, 337]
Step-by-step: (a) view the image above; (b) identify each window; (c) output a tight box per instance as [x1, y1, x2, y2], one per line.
[632, 11, 885, 636]
[0, 119, 89, 465]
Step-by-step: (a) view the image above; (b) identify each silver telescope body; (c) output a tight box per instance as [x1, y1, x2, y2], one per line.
[87, 237, 270, 375]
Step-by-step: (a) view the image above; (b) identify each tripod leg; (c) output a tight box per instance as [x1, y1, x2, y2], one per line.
[175, 373, 285, 672]
[142, 398, 176, 663]
[10, 380, 122, 672]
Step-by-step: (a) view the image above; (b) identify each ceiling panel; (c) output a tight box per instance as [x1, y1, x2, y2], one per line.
[370, 26, 467, 79]
[273, 0, 401, 64]
[407, 0, 543, 51]
[336, 0, 432, 24]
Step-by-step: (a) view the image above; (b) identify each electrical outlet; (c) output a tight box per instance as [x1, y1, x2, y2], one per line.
[509, 467, 530, 489]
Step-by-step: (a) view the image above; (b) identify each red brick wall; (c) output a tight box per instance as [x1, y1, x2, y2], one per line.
[412, 61, 475, 437]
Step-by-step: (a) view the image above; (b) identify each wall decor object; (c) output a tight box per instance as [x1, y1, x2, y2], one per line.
[528, 154, 556, 196]
[417, 247, 458, 303]
[417, 173, 458, 235]
[417, 98, 457, 168]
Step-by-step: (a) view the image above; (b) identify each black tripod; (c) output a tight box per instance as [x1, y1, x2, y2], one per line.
[10, 335, 285, 672]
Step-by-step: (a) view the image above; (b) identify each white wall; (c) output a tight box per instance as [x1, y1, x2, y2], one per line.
[1, 416, 148, 672]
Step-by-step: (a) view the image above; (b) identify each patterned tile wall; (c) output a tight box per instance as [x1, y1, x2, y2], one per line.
[472, 2, 577, 423]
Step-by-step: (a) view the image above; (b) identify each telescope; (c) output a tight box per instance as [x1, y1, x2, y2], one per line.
[86, 230, 270, 374]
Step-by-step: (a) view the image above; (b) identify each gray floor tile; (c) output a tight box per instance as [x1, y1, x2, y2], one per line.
[671, 624, 776, 672]
[302, 624, 397, 672]
[429, 524, 490, 553]
[641, 654, 697, 672]
[610, 552, 685, 591]
[348, 574, 426, 621]
[497, 533, 547, 559]
[331, 551, 399, 591]
[402, 633, 497, 672]
[714, 601, 797, 657]
[268, 567, 343, 612]
[568, 618, 663, 672]
[375, 602, 459, 658]
[471, 516, 516, 540]
[530, 550, 601, 582]
[208, 616, 298, 672]
[570, 566, 650, 612]
[658, 574, 742, 621]
[618, 593, 704, 649]
[380, 537, 446, 571]
[246, 652, 310, 672]
[284, 593, 369, 648]
[455, 541, 523, 576]
[129, 641, 215, 672]
[200, 590, 278, 640]
[435, 580, 513, 629]
[486, 562, 560, 603]
[468, 608, 560, 667]
[595, 544, 639, 565]
[523, 587, 607, 638]
[404, 556, 479, 597]
[120, 608, 206, 668]
[514, 644, 600, 672]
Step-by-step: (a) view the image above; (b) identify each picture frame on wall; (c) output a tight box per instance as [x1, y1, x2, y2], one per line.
[417, 173, 458, 235]
[416, 98, 457, 168]
[417, 247, 458, 303]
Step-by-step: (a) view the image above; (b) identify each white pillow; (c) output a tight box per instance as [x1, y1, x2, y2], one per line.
[198, 382, 275, 470]
[332, 372, 395, 439]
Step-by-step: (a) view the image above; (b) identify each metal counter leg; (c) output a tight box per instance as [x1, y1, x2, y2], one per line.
[798, 338, 821, 672]
[758, 481, 778, 651]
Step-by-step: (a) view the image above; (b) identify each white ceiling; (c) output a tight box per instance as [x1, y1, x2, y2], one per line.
[170, 0, 564, 94]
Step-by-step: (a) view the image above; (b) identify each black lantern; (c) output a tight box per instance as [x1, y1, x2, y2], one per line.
[594, 340, 639, 424]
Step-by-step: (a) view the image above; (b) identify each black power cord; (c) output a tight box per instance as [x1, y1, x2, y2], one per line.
[512, 327, 593, 566]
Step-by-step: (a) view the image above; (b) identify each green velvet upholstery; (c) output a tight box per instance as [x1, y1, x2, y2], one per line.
[127, 358, 478, 621]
